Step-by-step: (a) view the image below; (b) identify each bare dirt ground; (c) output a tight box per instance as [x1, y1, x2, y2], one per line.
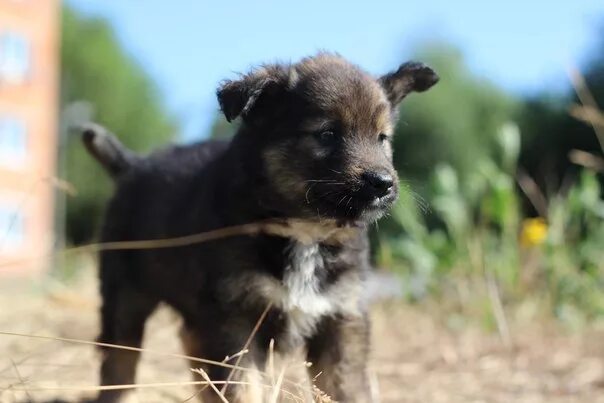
[1, 269, 604, 403]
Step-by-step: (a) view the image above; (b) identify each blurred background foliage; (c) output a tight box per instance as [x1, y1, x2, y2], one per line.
[392, 43, 517, 185]
[60, 4, 604, 324]
[60, 6, 177, 244]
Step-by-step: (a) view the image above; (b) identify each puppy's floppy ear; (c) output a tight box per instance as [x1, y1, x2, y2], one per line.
[379, 62, 439, 106]
[217, 65, 289, 122]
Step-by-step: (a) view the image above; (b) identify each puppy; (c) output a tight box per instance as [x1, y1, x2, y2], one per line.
[83, 53, 438, 403]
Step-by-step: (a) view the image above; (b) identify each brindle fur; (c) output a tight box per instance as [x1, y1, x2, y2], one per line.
[85, 53, 438, 403]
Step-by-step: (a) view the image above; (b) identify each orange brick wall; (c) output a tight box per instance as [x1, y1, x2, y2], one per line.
[0, 0, 59, 276]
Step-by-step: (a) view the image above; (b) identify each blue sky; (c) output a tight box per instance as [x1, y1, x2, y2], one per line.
[68, 0, 603, 141]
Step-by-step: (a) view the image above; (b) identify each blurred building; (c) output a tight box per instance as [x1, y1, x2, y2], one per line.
[0, 0, 59, 275]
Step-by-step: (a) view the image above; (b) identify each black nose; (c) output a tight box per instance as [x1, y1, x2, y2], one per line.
[362, 171, 394, 197]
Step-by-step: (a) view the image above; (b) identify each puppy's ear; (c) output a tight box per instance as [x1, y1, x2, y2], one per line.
[217, 65, 289, 122]
[379, 62, 439, 106]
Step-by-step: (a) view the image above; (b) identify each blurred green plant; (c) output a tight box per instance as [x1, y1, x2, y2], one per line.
[377, 118, 604, 327]
[60, 6, 177, 244]
[392, 43, 517, 186]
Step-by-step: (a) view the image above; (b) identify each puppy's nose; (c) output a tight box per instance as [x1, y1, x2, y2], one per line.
[362, 171, 394, 197]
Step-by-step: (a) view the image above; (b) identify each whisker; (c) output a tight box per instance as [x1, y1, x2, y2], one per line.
[411, 192, 431, 214]
[345, 196, 353, 211]
[304, 179, 344, 183]
[305, 183, 319, 204]
[400, 182, 431, 214]
[304, 186, 348, 205]
[336, 194, 348, 207]
[305, 182, 347, 186]
[319, 189, 341, 198]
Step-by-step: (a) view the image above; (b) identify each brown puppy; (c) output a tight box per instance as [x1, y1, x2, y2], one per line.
[83, 53, 438, 403]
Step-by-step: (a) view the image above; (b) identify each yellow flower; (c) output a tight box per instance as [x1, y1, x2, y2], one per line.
[520, 217, 548, 247]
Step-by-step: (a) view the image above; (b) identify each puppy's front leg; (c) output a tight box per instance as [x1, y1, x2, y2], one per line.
[180, 322, 265, 403]
[306, 313, 372, 403]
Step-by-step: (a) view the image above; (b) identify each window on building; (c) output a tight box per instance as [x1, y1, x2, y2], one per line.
[0, 117, 28, 167]
[0, 202, 25, 250]
[0, 32, 31, 84]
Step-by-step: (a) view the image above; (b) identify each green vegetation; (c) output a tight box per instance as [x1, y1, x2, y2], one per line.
[392, 43, 516, 184]
[376, 123, 604, 327]
[61, 6, 177, 244]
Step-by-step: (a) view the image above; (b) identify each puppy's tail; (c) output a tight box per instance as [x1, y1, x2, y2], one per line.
[80, 122, 138, 179]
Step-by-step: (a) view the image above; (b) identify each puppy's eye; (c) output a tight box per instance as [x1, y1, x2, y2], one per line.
[315, 130, 337, 146]
[378, 133, 390, 143]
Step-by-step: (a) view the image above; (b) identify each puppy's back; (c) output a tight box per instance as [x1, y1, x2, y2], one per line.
[89, 132, 231, 244]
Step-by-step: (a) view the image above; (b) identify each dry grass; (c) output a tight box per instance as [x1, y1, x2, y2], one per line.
[0, 267, 604, 403]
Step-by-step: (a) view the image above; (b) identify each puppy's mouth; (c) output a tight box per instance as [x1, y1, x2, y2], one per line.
[305, 181, 398, 222]
[367, 192, 397, 210]
[355, 187, 398, 220]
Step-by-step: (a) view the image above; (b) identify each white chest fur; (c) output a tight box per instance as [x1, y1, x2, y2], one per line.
[277, 242, 362, 345]
[282, 243, 328, 313]
[228, 240, 364, 346]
